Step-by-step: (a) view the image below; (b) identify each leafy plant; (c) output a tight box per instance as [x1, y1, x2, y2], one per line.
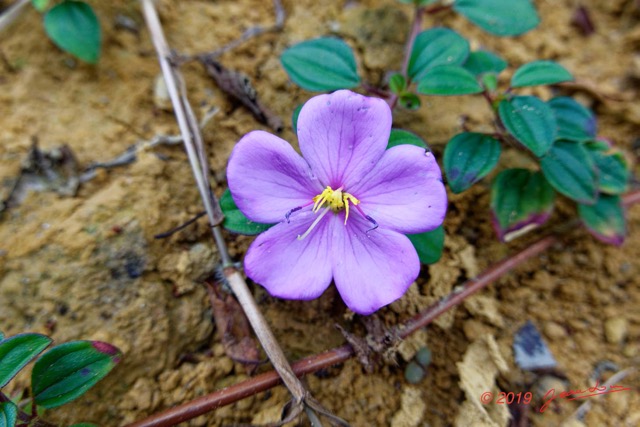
[32, 0, 102, 63]
[0, 332, 121, 427]
[273, 0, 631, 247]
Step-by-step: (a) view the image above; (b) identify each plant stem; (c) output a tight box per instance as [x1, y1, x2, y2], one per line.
[387, 5, 424, 109]
[121, 186, 640, 427]
[141, 0, 310, 412]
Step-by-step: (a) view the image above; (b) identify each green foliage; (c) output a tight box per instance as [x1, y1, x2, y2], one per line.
[31, 0, 49, 12]
[498, 96, 557, 157]
[510, 60, 573, 88]
[585, 142, 629, 195]
[490, 169, 555, 241]
[443, 133, 501, 193]
[0, 402, 17, 427]
[43, 1, 101, 64]
[463, 50, 508, 76]
[417, 65, 483, 96]
[0, 333, 52, 388]
[387, 129, 428, 149]
[397, 0, 438, 5]
[578, 195, 626, 246]
[548, 97, 597, 142]
[32, 341, 122, 409]
[481, 73, 498, 92]
[280, 38, 360, 91]
[291, 103, 304, 134]
[398, 93, 421, 110]
[220, 189, 274, 235]
[407, 225, 445, 264]
[389, 73, 407, 94]
[453, 0, 540, 36]
[540, 141, 598, 204]
[408, 28, 469, 81]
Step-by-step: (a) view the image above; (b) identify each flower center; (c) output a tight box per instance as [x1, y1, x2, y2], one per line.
[288, 186, 376, 241]
[312, 186, 360, 223]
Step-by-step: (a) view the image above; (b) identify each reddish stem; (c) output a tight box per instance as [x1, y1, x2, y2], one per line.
[387, 5, 424, 109]
[122, 188, 640, 427]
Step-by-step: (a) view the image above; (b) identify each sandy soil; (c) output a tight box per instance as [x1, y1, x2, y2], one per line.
[0, 0, 639, 426]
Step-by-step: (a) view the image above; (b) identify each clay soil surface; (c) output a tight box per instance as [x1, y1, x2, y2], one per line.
[1, 0, 639, 426]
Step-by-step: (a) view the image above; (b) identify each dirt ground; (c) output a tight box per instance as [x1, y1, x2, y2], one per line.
[1, 0, 639, 426]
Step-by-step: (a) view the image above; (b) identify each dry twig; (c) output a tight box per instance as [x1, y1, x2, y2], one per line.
[140, 1, 342, 425]
[0, 0, 30, 34]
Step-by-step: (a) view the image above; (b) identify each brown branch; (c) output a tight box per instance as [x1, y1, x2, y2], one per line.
[123, 188, 640, 427]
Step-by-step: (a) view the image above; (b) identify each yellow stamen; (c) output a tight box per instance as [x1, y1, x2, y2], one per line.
[311, 186, 360, 225]
[343, 193, 360, 224]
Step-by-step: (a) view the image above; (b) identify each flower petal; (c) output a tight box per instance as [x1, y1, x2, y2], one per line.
[349, 145, 447, 234]
[297, 90, 392, 189]
[227, 130, 322, 224]
[332, 214, 420, 315]
[244, 210, 333, 300]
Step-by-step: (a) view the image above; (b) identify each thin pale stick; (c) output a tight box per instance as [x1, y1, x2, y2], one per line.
[0, 0, 30, 34]
[140, 0, 311, 414]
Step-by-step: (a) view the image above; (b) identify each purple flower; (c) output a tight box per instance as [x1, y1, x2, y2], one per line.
[227, 90, 447, 315]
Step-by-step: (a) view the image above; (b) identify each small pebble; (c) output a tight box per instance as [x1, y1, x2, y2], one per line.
[415, 347, 432, 368]
[404, 361, 425, 384]
[544, 321, 567, 339]
[604, 317, 628, 344]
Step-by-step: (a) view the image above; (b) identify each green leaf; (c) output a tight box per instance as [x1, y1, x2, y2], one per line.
[417, 65, 483, 96]
[398, 93, 421, 110]
[32, 341, 122, 409]
[453, 0, 540, 36]
[0, 402, 17, 427]
[221, 189, 274, 235]
[499, 96, 557, 157]
[0, 333, 52, 388]
[540, 140, 598, 204]
[491, 169, 555, 241]
[389, 73, 407, 94]
[511, 60, 573, 88]
[69, 424, 99, 427]
[387, 129, 428, 149]
[31, 0, 49, 12]
[463, 50, 507, 76]
[443, 133, 501, 193]
[408, 28, 469, 81]
[397, 0, 439, 5]
[548, 97, 597, 142]
[280, 38, 360, 91]
[585, 143, 629, 195]
[292, 103, 304, 134]
[43, 1, 101, 64]
[407, 226, 445, 264]
[481, 73, 498, 92]
[578, 195, 626, 246]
